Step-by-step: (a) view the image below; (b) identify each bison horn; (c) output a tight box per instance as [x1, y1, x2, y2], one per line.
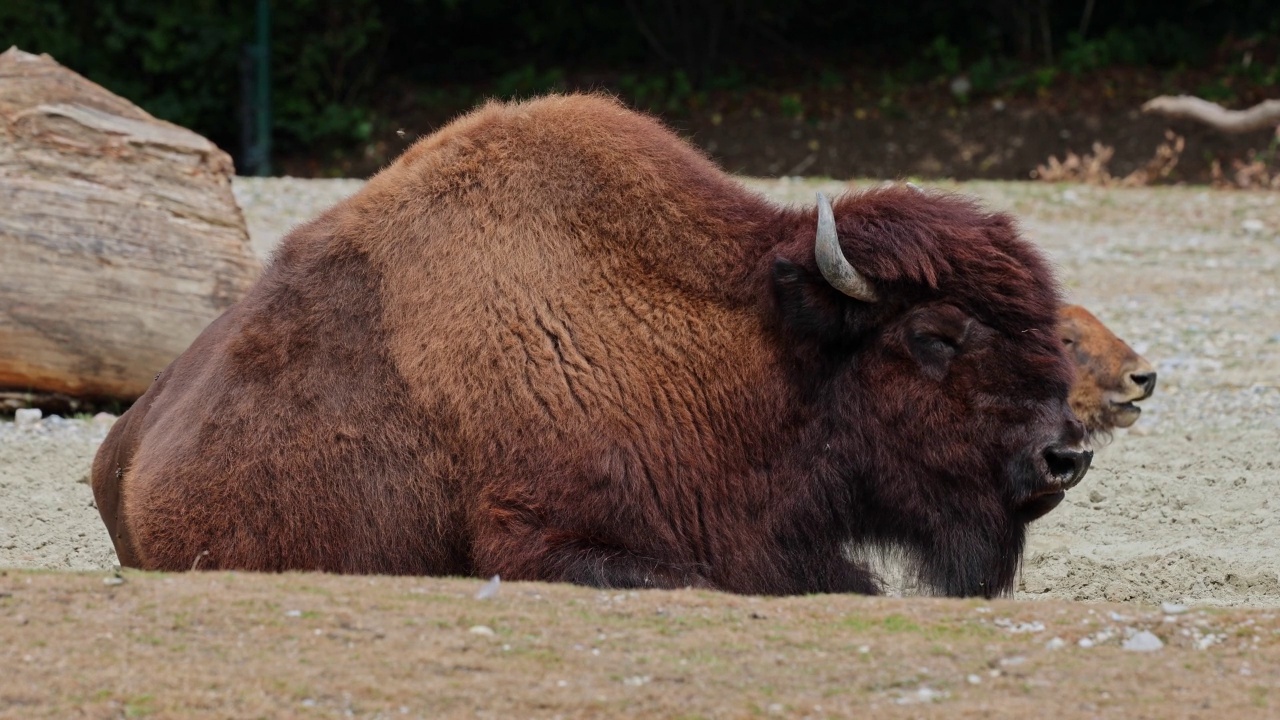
[814, 192, 879, 303]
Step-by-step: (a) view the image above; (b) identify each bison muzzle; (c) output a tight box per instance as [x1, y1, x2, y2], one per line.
[92, 93, 1088, 598]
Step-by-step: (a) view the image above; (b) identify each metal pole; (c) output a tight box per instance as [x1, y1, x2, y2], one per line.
[255, 0, 272, 176]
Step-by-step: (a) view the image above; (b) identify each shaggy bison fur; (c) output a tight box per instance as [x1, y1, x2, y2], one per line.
[92, 93, 1092, 598]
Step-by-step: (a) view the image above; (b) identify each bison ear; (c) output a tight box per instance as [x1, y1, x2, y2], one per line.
[772, 258, 870, 346]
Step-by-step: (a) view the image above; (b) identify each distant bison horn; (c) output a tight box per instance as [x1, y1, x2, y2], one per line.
[814, 192, 879, 303]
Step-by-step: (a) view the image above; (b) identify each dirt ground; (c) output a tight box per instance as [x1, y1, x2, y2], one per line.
[1, 177, 1278, 716]
[2, 570, 1278, 719]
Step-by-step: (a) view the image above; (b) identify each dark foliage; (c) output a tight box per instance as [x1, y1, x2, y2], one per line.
[3, 1, 1277, 169]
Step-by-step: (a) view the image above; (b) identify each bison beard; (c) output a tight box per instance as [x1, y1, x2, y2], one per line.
[92, 93, 1088, 599]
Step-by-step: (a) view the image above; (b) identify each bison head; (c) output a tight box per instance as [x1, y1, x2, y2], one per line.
[771, 190, 1090, 597]
[1059, 304, 1157, 441]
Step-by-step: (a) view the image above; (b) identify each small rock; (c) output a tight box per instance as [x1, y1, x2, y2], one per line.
[622, 675, 651, 687]
[967, 674, 982, 685]
[1089, 490, 1105, 503]
[995, 617, 1045, 633]
[92, 412, 117, 428]
[102, 576, 124, 586]
[284, 609, 302, 617]
[14, 408, 41, 428]
[474, 574, 501, 600]
[468, 625, 495, 637]
[1241, 219, 1265, 233]
[1196, 634, 1220, 650]
[1160, 602, 1189, 615]
[1122, 631, 1164, 652]
[1078, 637, 1095, 648]
[896, 686, 947, 705]
[1045, 636, 1066, 650]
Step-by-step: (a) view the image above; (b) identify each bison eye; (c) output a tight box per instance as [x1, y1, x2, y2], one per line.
[1062, 337, 1075, 346]
[925, 336, 955, 353]
[911, 332, 958, 361]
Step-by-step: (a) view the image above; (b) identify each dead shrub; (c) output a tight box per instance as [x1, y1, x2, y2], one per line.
[1212, 155, 1280, 190]
[1031, 131, 1185, 187]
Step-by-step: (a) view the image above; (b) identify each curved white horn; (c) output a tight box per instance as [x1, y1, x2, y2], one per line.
[814, 192, 878, 302]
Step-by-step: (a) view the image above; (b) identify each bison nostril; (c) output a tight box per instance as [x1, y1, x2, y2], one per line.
[1130, 371, 1156, 396]
[1043, 445, 1093, 488]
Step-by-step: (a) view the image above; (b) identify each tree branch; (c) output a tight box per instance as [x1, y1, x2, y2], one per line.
[1039, 0, 1054, 66]
[1141, 95, 1280, 134]
[1078, 0, 1096, 38]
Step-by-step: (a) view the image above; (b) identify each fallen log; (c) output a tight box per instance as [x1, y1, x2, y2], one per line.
[0, 47, 262, 401]
[1141, 95, 1280, 134]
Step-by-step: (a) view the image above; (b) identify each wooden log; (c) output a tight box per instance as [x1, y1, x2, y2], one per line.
[1141, 95, 1280, 134]
[0, 47, 262, 400]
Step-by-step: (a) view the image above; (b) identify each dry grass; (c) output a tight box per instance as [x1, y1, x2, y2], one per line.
[1, 569, 1277, 718]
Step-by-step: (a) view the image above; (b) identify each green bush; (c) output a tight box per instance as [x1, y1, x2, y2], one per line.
[2, 0, 248, 144]
[1, 0, 385, 163]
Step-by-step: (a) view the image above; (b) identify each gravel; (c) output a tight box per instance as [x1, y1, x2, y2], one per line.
[2, 174, 1277, 607]
[231, 177, 365, 260]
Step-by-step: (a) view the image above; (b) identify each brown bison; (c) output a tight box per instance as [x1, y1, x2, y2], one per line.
[1059, 304, 1157, 440]
[92, 93, 1090, 598]
[898, 185, 1157, 441]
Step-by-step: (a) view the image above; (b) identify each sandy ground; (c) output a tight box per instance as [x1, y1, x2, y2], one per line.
[1, 177, 1277, 610]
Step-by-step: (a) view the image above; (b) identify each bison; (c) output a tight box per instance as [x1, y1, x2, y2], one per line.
[1059, 304, 1157, 441]
[898, 185, 1157, 441]
[92, 93, 1091, 598]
